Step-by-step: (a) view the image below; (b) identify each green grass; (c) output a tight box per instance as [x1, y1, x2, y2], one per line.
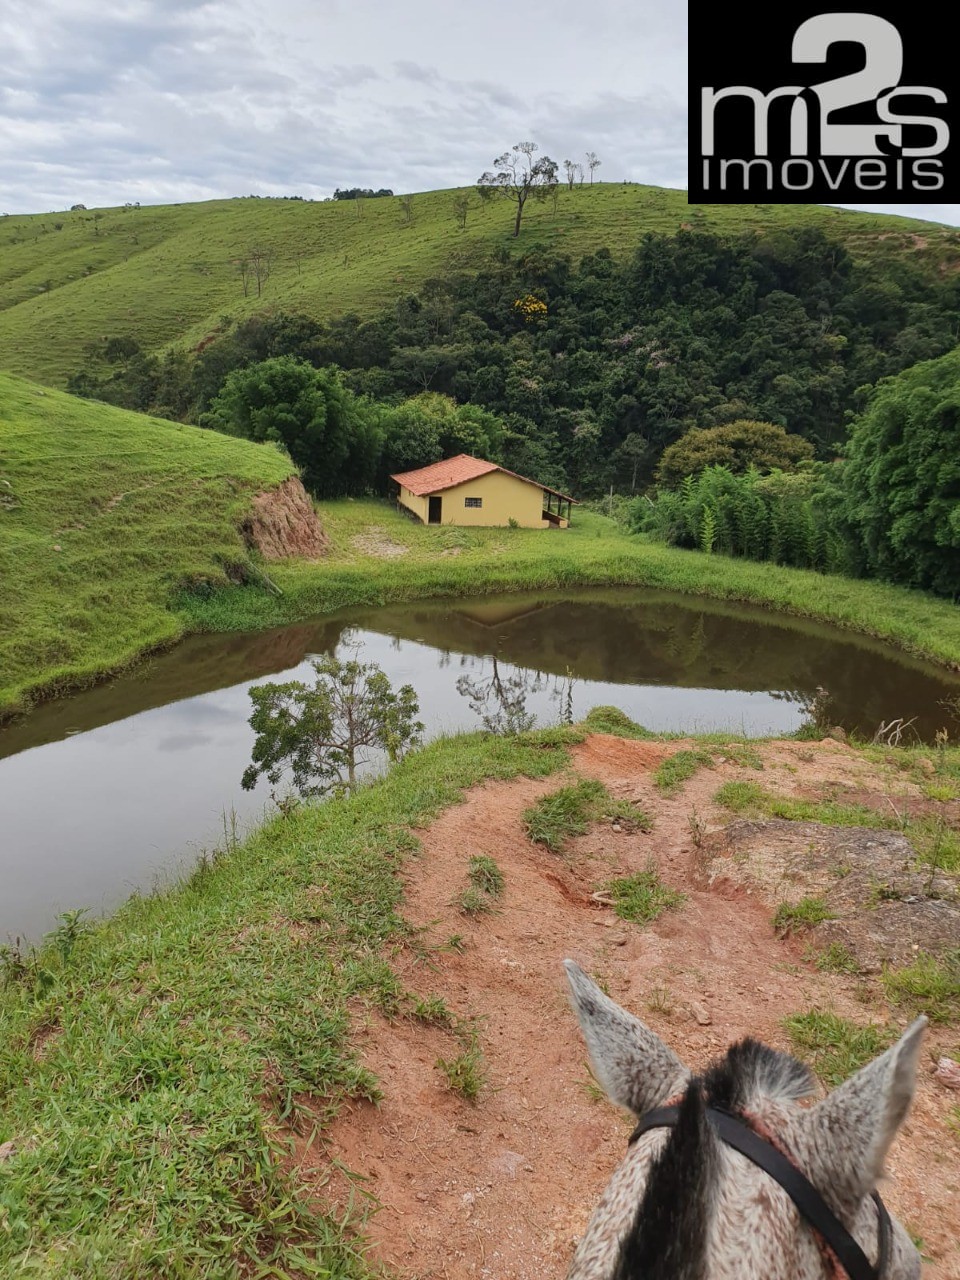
[715, 744, 765, 770]
[8, 384, 960, 718]
[773, 896, 836, 936]
[2, 185, 956, 389]
[0, 370, 293, 715]
[783, 1009, 895, 1085]
[410, 994, 454, 1027]
[882, 950, 960, 1024]
[0, 728, 569, 1277]
[455, 885, 494, 916]
[714, 780, 769, 812]
[653, 748, 714, 796]
[522, 777, 616, 851]
[581, 705, 659, 740]
[467, 855, 505, 897]
[606, 867, 686, 925]
[435, 1030, 486, 1103]
[815, 942, 860, 974]
[714, 780, 888, 827]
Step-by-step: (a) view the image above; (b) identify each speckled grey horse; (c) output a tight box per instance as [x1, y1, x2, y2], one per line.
[564, 960, 926, 1280]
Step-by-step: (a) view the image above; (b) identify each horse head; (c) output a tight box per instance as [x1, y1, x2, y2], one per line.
[564, 960, 925, 1280]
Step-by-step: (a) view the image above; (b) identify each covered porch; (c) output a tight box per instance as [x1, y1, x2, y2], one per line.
[541, 488, 575, 527]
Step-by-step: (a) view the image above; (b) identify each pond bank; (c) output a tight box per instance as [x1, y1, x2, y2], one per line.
[2, 721, 958, 1277]
[6, 501, 960, 722]
[6, 585, 959, 942]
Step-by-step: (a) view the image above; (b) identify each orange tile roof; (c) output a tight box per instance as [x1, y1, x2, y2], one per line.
[391, 454, 498, 496]
[391, 453, 577, 503]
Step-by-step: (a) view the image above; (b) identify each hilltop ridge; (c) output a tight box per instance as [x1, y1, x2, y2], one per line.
[2, 185, 957, 388]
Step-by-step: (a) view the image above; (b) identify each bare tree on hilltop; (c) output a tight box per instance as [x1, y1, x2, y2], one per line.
[477, 142, 558, 237]
[563, 159, 583, 191]
[586, 151, 602, 183]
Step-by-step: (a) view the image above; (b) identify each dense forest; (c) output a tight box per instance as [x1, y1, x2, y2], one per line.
[66, 225, 960, 597]
[69, 226, 960, 495]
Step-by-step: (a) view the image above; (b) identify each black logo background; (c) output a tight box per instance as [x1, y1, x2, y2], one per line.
[688, 1, 960, 203]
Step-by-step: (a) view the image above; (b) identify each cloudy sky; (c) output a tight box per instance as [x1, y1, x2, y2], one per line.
[2, 0, 959, 224]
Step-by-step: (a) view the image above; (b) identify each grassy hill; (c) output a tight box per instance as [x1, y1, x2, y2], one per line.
[0, 371, 293, 714]
[2, 185, 959, 388]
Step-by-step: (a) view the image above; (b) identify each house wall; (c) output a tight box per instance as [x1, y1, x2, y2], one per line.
[397, 471, 569, 527]
[396, 485, 429, 523]
[440, 471, 547, 528]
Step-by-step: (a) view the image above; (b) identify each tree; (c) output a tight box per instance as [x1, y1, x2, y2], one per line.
[248, 244, 272, 298]
[241, 654, 423, 798]
[453, 194, 470, 229]
[840, 348, 960, 596]
[562, 160, 581, 191]
[585, 151, 601, 183]
[380, 392, 505, 481]
[399, 194, 415, 226]
[656, 421, 815, 487]
[477, 142, 559, 237]
[615, 432, 652, 492]
[201, 356, 382, 497]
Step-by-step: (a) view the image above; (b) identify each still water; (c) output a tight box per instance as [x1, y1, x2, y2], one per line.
[2, 587, 958, 941]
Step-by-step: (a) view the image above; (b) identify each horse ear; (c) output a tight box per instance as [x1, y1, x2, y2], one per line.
[797, 1016, 927, 1218]
[564, 960, 690, 1116]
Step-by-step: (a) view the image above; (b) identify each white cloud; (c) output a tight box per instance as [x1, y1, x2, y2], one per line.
[1, 0, 958, 226]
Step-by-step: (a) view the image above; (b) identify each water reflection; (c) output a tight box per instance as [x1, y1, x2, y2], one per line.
[2, 587, 958, 941]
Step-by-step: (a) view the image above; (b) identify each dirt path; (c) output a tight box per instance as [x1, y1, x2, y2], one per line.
[295, 735, 960, 1279]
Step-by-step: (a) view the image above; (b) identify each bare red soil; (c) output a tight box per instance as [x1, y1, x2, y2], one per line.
[291, 735, 960, 1279]
[243, 477, 329, 560]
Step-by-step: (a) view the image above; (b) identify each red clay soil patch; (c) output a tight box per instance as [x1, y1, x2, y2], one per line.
[242, 477, 329, 560]
[294, 738, 960, 1280]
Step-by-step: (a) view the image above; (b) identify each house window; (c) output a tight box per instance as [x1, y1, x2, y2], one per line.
[464, 497, 482, 508]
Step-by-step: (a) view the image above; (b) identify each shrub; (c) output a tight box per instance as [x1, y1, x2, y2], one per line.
[656, 420, 815, 488]
[635, 464, 849, 573]
[839, 348, 960, 597]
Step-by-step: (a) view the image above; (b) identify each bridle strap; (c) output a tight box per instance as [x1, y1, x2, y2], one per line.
[630, 1105, 891, 1280]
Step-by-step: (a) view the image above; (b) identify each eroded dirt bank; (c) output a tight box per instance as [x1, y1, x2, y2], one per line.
[243, 476, 329, 560]
[293, 735, 960, 1279]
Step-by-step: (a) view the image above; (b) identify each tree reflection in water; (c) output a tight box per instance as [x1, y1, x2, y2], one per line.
[456, 657, 577, 734]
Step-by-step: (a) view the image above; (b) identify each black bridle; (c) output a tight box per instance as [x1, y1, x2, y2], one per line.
[629, 1105, 892, 1280]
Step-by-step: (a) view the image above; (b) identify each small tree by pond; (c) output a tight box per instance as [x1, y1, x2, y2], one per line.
[241, 654, 424, 799]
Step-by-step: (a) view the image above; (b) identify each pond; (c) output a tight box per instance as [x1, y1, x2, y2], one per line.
[2, 587, 958, 942]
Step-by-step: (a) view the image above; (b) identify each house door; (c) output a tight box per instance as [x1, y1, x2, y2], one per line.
[428, 496, 442, 525]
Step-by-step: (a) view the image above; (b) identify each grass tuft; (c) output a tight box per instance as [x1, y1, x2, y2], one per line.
[783, 1008, 895, 1085]
[455, 886, 493, 916]
[773, 896, 836, 937]
[653, 749, 713, 797]
[606, 867, 686, 925]
[523, 778, 607, 852]
[467, 855, 505, 897]
[582, 706, 658, 740]
[410, 995, 454, 1027]
[815, 942, 860, 974]
[435, 1027, 486, 1102]
[882, 950, 960, 1024]
[714, 780, 768, 812]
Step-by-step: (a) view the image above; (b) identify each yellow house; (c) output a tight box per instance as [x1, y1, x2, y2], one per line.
[391, 454, 577, 529]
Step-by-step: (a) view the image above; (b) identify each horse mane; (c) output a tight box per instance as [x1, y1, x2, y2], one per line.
[614, 1039, 815, 1280]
